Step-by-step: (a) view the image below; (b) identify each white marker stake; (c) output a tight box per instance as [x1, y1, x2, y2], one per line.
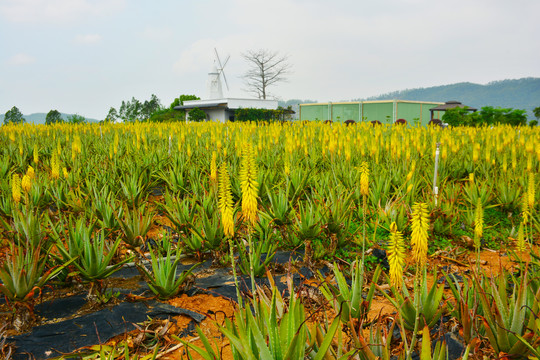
[433, 142, 440, 206]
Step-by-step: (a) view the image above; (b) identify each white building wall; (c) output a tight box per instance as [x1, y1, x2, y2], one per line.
[227, 98, 278, 109]
[205, 109, 227, 123]
[183, 98, 278, 110]
[182, 98, 279, 123]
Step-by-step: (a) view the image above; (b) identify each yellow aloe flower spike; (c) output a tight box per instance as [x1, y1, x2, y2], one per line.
[411, 202, 429, 267]
[474, 199, 483, 250]
[239, 142, 259, 226]
[387, 222, 405, 289]
[12, 174, 22, 203]
[218, 163, 235, 238]
[359, 161, 369, 197]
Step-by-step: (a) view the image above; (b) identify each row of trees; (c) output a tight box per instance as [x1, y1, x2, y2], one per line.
[2, 106, 86, 125]
[2, 95, 202, 126]
[105, 94, 201, 123]
[441, 106, 538, 127]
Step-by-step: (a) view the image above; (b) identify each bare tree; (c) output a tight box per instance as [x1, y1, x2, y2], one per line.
[242, 49, 291, 100]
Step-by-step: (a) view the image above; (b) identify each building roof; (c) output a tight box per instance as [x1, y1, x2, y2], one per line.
[429, 101, 477, 112]
[174, 98, 279, 111]
[174, 102, 227, 110]
[299, 100, 444, 106]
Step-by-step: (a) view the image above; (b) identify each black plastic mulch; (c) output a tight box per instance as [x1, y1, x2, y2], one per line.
[6, 250, 325, 359]
[9, 301, 205, 360]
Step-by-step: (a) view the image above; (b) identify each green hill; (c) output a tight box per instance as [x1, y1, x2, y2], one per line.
[0, 112, 99, 125]
[359, 77, 540, 119]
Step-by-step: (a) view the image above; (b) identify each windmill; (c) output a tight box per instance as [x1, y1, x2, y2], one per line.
[206, 48, 230, 99]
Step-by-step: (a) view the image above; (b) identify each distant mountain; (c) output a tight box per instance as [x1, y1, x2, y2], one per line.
[357, 77, 540, 118]
[0, 112, 100, 125]
[278, 99, 317, 119]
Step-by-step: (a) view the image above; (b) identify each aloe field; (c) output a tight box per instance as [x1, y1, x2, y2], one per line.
[1, 121, 540, 359]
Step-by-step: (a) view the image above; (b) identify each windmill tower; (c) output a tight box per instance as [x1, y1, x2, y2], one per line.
[206, 48, 229, 99]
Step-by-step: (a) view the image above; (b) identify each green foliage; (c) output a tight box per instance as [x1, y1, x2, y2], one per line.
[237, 217, 279, 277]
[145, 94, 202, 123]
[320, 261, 381, 323]
[443, 106, 528, 127]
[105, 107, 119, 122]
[475, 268, 540, 357]
[108, 94, 163, 122]
[182, 279, 350, 360]
[45, 110, 63, 125]
[148, 108, 185, 123]
[4, 106, 25, 125]
[381, 269, 445, 331]
[66, 114, 86, 124]
[61, 229, 132, 283]
[188, 107, 206, 122]
[136, 238, 199, 299]
[533, 106, 540, 120]
[0, 243, 71, 305]
[235, 107, 290, 122]
[169, 94, 200, 110]
[116, 204, 154, 249]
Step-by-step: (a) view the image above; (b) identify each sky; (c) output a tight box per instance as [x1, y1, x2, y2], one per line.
[1, 0, 539, 120]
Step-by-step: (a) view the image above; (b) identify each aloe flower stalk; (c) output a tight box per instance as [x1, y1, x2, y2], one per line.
[474, 199, 483, 250]
[218, 163, 235, 238]
[239, 142, 258, 225]
[411, 202, 429, 267]
[387, 222, 405, 289]
[12, 174, 21, 204]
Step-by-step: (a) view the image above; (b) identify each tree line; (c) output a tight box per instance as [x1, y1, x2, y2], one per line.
[442, 106, 540, 127]
[2, 94, 203, 125]
[2, 107, 87, 125]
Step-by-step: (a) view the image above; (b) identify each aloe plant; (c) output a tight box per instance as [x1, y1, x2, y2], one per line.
[182, 277, 350, 360]
[136, 238, 199, 299]
[261, 186, 293, 226]
[236, 216, 278, 277]
[160, 193, 195, 234]
[420, 325, 448, 360]
[188, 209, 225, 258]
[155, 163, 187, 195]
[10, 208, 50, 250]
[120, 172, 148, 209]
[444, 272, 479, 344]
[56, 229, 134, 293]
[116, 204, 154, 249]
[462, 179, 492, 208]
[320, 190, 354, 249]
[294, 201, 322, 241]
[381, 268, 445, 331]
[320, 260, 381, 324]
[0, 242, 73, 310]
[475, 267, 540, 357]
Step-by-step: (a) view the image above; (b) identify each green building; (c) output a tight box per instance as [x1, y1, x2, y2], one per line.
[299, 100, 445, 126]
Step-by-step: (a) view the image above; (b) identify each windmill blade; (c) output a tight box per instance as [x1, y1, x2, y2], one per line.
[214, 48, 230, 91]
[221, 69, 229, 90]
[214, 48, 223, 70]
[222, 55, 230, 69]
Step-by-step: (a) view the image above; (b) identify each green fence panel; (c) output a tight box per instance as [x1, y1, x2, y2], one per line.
[363, 102, 394, 124]
[300, 104, 328, 121]
[332, 103, 360, 123]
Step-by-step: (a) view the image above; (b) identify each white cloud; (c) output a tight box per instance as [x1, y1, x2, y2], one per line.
[7, 53, 35, 66]
[74, 34, 102, 44]
[0, 0, 126, 24]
